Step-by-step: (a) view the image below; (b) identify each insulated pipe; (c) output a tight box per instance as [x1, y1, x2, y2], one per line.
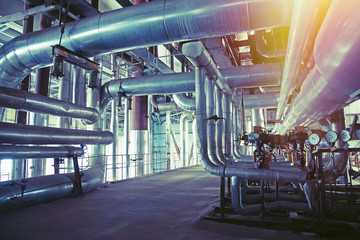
[224, 94, 233, 160]
[222, 63, 281, 89]
[233, 107, 244, 160]
[0, 72, 106, 212]
[230, 177, 309, 215]
[182, 41, 241, 108]
[100, 72, 194, 109]
[110, 100, 118, 181]
[251, 109, 265, 128]
[0, 122, 113, 145]
[172, 93, 195, 111]
[101, 65, 283, 109]
[206, 79, 223, 165]
[0, 86, 99, 124]
[278, 0, 360, 134]
[0, 0, 293, 88]
[276, 0, 323, 121]
[157, 102, 180, 112]
[215, 87, 226, 162]
[0, 146, 84, 160]
[239, 93, 279, 109]
[73, 68, 87, 106]
[180, 111, 194, 167]
[124, 98, 130, 179]
[195, 67, 307, 182]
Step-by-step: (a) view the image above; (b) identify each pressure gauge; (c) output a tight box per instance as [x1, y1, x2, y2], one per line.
[325, 130, 338, 143]
[356, 129, 360, 140]
[308, 133, 321, 145]
[339, 129, 351, 142]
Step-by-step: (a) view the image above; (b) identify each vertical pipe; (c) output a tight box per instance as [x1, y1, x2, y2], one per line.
[110, 100, 118, 181]
[58, 63, 73, 173]
[130, 71, 148, 176]
[224, 94, 232, 160]
[73, 67, 86, 106]
[166, 111, 171, 170]
[206, 79, 222, 165]
[86, 68, 104, 177]
[124, 98, 130, 178]
[185, 118, 190, 166]
[12, 3, 35, 180]
[251, 109, 265, 129]
[192, 119, 197, 165]
[216, 87, 225, 161]
[147, 96, 153, 174]
[30, 14, 52, 178]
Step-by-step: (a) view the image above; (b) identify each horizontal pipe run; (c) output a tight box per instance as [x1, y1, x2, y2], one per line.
[222, 63, 281, 89]
[0, 122, 113, 145]
[0, 0, 293, 88]
[100, 72, 194, 109]
[225, 166, 306, 182]
[0, 146, 84, 160]
[0, 86, 99, 124]
[239, 93, 280, 109]
[157, 102, 180, 112]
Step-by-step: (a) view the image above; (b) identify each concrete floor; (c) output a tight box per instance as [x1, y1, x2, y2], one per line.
[0, 166, 325, 240]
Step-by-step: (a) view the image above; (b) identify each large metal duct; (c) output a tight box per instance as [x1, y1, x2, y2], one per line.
[222, 63, 281, 89]
[276, 0, 323, 121]
[0, 122, 113, 145]
[0, 0, 293, 89]
[278, 0, 360, 133]
[0, 86, 99, 124]
[0, 146, 84, 160]
[172, 93, 195, 111]
[195, 67, 306, 182]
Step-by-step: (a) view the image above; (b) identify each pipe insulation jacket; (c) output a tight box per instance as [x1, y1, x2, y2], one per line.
[0, 0, 292, 89]
[0, 86, 99, 124]
[0, 146, 84, 160]
[0, 122, 113, 145]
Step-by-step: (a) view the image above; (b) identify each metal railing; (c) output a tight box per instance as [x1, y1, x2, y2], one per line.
[103, 152, 198, 182]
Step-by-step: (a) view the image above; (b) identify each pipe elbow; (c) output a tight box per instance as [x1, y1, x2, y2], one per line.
[82, 108, 100, 125]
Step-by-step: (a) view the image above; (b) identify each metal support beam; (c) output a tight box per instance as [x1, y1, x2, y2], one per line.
[0, 5, 57, 24]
